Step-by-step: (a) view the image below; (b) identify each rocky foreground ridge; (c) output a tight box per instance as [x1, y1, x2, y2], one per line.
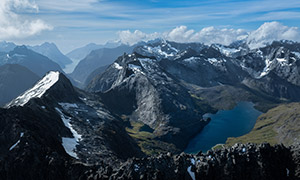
[1, 142, 299, 180]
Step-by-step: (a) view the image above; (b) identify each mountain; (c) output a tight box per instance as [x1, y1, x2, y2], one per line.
[0, 64, 40, 106]
[1, 39, 300, 179]
[64, 42, 122, 74]
[70, 44, 134, 86]
[85, 39, 300, 104]
[83, 65, 108, 87]
[87, 52, 215, 153]
[237, 41, 300, 100]
[1, 71, 299, 179]
[3, 71, 143, 165]
[85, 39, 300, 155]
[0, 41, 16, 52]
[0, 46, 63, 77]
[29, 42, 72, 68]
[66, 42, 122, 62]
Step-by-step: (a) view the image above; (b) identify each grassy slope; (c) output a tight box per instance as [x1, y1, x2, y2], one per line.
[125, 121, 178, 155]
[226, 102, 300, 146]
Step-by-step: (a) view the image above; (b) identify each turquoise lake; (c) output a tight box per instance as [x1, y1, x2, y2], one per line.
[185, 102, 262, 153]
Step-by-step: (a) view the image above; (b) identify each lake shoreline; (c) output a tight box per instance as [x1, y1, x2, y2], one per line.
[184, 101, 262, 154]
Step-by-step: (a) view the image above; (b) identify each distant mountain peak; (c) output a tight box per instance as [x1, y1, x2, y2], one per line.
[29, 42, 72, 68]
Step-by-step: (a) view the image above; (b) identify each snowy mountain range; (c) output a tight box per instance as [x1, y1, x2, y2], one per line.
[1, 37, 300, 179]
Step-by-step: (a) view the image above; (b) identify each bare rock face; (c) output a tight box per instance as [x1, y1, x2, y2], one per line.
[292, 143, 300, 178]
[98, 143, 296, 180]
[86, 53, 210, 151]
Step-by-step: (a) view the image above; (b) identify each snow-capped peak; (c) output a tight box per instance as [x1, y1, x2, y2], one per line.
[6, 71, 60, 107]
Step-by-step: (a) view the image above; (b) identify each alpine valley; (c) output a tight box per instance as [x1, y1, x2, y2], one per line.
[1, 38, 300, 180]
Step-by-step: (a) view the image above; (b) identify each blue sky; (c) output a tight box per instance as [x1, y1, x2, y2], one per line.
[1, 0, 300, 53]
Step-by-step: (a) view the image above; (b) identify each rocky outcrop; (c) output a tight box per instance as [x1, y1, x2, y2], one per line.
[292, 143, 300, 178]
[1, 142, 298, 180]
[103, 143, 296, 180]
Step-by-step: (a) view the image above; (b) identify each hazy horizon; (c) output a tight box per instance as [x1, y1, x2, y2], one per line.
[1, 0, 300, 53]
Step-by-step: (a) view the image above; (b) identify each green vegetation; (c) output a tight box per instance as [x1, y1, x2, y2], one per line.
[126, 121, 178, 155]
[226, 103, 300, 146]
[189, 92, 217, 114]
[212, 144, 225, 151]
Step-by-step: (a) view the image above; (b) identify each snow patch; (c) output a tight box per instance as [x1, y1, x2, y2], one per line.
[113, 62, 123, 70]
[6, 71, 60, 107]
[277, 58, 287, 63]
[218, 46, 239, 56]
[208, 58, 218, 64]
[257, 59, 272, 78]
[167, 43, 179, 52]
[187, 166, 196, 180]
[134, 164, 140, 172]
[12, 54, 26, 58]
[59, 103, 78, 110]
[55, 108, 81, 159]
[9, 140, 20, 151]
[242, 147, 246, 153]
[206, 58, 227, 71]
[186, 158, 196, 180]
[9, 132, 24, 151]
[293, 52, 300, 58]
[190, 158, 195, 165]
[183, 57, 200, 63]
[128, 64, 144, 75]
[144, 45, 176, 58]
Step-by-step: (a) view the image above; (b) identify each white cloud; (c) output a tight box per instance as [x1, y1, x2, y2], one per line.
[117, 30, 160, 46]
[118, 22, 300, 49]
[165, 26, 195, 43]
[0, 0, 52, 40]
[247, 21, 300, 49]
[118, 25, 248, 46]
[191, 27, 248, 45]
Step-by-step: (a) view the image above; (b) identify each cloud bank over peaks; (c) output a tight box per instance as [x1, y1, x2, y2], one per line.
[0, 0, 52, 40]
[118, 22, 300, 49]
[247, 21, 300, 49]
[118, 25, 248, 46]
[118, 30, 161, 46]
